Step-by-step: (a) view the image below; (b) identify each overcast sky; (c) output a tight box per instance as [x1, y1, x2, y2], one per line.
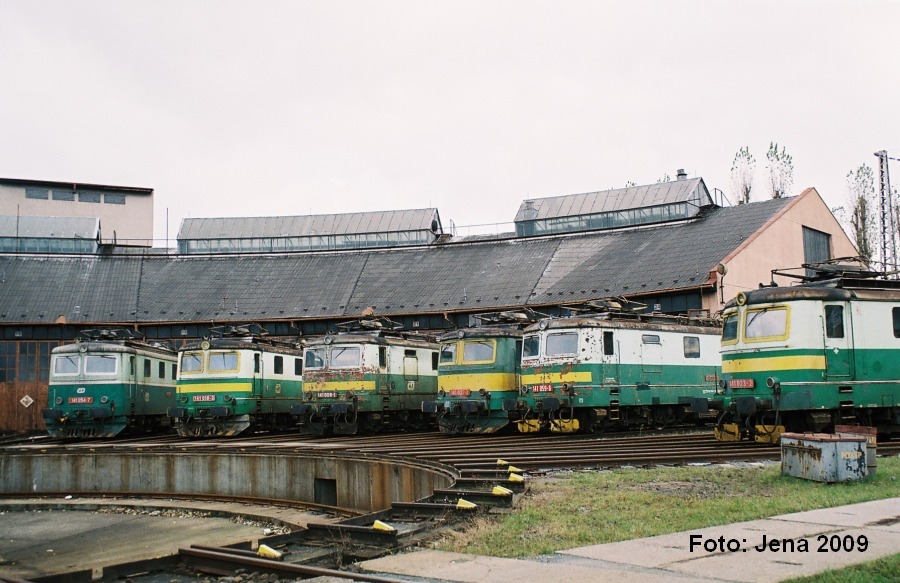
[1, 1, 898, 245]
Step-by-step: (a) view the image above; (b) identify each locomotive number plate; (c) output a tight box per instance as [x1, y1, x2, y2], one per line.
[449, 389, 471, 397]
[68, 396, 93, 404]
[192, 394, 216, 402]
[729, 378, 755, 389]
[317, 391, 338, 398]
[532, 384, 554, 393]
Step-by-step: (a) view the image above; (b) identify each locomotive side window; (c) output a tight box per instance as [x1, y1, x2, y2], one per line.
[54, 355, 79, 375]
[171, 363, 177, 379]
[745, 307, 789, 341]
[439, 343, 457, 365]
[331, 346, 361, 369]
[722, 313, 739, 343]
[86, 355, 117, 375]
[379, 346, 387, 368]
[825, 306, 844, 338]
[642, 334, 661, 344]
[144, 359, 151, 377]
[158, 361, 165, 378]
[254, 353, 260, 373]
[894, 308, 900, 338]
[522, 335, 540, 359]
[546, 332, 577, 356]
[294, 358, 302, 376]
[462, 340, 495, 363]
[305, 348, 325, 369]
[182, 353, 203, 373]
[683, 336, 700, 358]
[431, 352, 438, 370]
[209, 351, 239, 372]
[603, 331, 614, 355]
[274, 356, 283, 374]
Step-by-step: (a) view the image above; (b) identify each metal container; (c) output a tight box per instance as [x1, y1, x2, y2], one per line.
[781, 432, 867, 483]
[835, 425, 877, 477]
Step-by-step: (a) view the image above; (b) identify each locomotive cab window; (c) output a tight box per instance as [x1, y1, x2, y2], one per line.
[86, 355, 117, 375]
[722, 312, 739, 344]
[331, 346, 361, 369]
[305, 348, 325, 370]
[439, 343, 457, 365]
[522, 335, 540, 359]
[209, 351, 239, 372]
[546, 332, 577, 356]
[642, 334, 661, 344]
[54, 355, 79, 375]
[683, 336, 700, 358]
[182, 352, 203, 373]
[745, 307, 789, 341]
[462, 340, 495, 364]
[824, 305, 844, 338]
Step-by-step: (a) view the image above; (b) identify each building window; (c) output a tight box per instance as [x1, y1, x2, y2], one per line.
[803, 226, 831, 267]
[0, 342, 16, 382]
[104, 193, 126, 205]
[14, 341, 56, 382]
[52, 190, 75, 201]
[79, 191, 102, 203]
[25, 188, 49, 200]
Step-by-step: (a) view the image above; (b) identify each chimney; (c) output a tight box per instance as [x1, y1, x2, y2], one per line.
[676, 169, 688, 180]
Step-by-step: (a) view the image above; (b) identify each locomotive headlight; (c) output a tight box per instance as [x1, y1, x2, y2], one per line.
[438, 389, 445, 398]
[479, 388, 486, 396]
[100, 396, 109, 404]
[224, 394, 232, 402]
[718, 379, 728, 390]
[55, 397, 62, 405]
[766, 377, 781, 389]
[180, 395, 188, 403]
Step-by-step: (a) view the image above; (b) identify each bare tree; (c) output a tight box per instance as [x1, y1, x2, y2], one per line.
[730, 146, 755, 204]
[846, 164, 876, 264]
[656, 174, 671, 184]
[766, 142, 794, 199]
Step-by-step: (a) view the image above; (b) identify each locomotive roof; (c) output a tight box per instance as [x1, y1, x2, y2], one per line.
[724, 284, 900, 308]
[181, 336, 302, 354]
[438, 327, 524, 342]
[0, 196, 793, 325]
[524, 314, 721, 335]
[306, 333, 437, 348]
[52, 340, 176, 356]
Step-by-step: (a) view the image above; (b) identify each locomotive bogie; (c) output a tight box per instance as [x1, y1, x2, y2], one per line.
[43, 341, 178, 438]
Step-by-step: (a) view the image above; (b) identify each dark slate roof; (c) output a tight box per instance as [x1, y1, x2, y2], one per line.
[177, 208, 442, 240]
[0, 215, 99, 239]
[0, 197, 793, 325]
[0, 177, 152, 194]
[514, 178, 710, 222]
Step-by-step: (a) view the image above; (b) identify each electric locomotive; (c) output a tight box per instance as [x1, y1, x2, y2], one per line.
[293, 321, 438, 435]
[168, 324, 304, 437]
[716, 263, 900, 443]
[42, 330, 178, 438]
[423, 327, 523, 434]
[511, 309, 722, 433]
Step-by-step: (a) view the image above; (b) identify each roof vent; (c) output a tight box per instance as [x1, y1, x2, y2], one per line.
[523, 200, 538, 220]
[676, 169, 688, 180]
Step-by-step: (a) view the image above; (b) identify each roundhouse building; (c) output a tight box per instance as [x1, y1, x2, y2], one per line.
[0, 177, 856, 433]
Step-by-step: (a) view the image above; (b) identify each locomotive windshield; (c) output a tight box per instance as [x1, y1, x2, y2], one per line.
[181, 352, 203, 373]
[745, 307, 788, 340]
[439, 343, 457, 365]
[54, 355, 79, 375]
[522, 335, 540, 359]
[331, 346, 361, 368]
[462, 340, 494, 363]
[722, 313, 738, 343]
[546, 332, 578, 356]
[305, 348, 325, 369]
[208, 351, 239, 372]
[85, 354, 117, 375]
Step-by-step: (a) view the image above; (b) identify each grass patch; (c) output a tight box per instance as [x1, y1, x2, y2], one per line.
[783, 552, 900, 583]
[434, 456, 900, 558]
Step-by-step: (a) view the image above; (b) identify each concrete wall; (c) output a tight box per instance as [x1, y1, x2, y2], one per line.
[0, 183, 154, 246]
[704, 188, 858, 311]
[0, 451, 455, 513]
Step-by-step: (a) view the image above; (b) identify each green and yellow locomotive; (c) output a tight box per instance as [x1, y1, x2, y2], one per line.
[716, 265, 900, 443]
[423, 327, 523, 434]
[293, 327, 438, 435]
[43, 330, 178, 438]
[168, 325, 304, 437]
[512, 311, 722, 433]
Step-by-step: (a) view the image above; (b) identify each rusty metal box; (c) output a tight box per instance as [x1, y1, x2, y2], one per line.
[781, 432, 867, 483]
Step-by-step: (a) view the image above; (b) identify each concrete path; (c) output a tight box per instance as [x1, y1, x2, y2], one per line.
[358, 497, 900, 583]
